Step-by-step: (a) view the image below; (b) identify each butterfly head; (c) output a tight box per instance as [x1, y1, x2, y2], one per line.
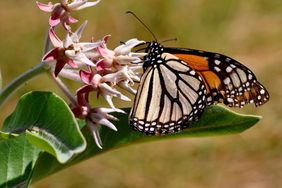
[143, 41, 164, 70]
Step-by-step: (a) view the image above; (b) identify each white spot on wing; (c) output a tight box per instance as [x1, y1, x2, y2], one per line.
[226, 66, 232, 73]
[224, 77, 231, 85]
[214, 59, 221, 65]
[190, 70, 196, 75]
[260, 89, 265, 95]
[214, 66, 221, 72]
[230, 64, 236, 68]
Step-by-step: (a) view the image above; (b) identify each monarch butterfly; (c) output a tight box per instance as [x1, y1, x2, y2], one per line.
[129, 41, 269, 135]
[127, 12, 269, 135]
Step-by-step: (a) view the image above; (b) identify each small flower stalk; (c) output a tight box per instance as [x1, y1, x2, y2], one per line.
[38, 0, 146, 148]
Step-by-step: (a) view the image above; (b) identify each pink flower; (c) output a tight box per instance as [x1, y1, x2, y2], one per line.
[71, 89, 123, 149]
[42, 21, 102, 76]
[97, 38, 146, 71]
[87, 107, 122, 149]
[77, 68, 131, 109]
[36, 0, 101, 30]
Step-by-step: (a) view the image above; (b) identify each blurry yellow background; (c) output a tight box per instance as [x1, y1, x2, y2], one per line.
[1, 0, 282, 187]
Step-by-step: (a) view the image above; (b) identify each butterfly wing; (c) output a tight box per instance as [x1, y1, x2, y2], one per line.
[129, 52, 207, 135]
[165, 47, 270, 107]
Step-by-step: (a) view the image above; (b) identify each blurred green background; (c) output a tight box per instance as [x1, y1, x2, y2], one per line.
[1, 0, 282, 187]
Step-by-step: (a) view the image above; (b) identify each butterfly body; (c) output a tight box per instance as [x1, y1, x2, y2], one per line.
[129, 41, 269, 135]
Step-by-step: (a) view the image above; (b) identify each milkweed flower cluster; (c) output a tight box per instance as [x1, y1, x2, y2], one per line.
[38, 0, 146, 148]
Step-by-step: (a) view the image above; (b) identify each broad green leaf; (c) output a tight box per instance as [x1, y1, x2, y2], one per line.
[98, 105, 261, 148]
[0, 131, 18, 140]
[32, 105, 260, 182]
[2, 91, 86, 163]
[0, 136, 41, 188]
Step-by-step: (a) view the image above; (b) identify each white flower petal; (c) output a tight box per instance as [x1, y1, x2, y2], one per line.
[131, 58, 143, 64]
[118, 81, 137, 95]
[67, 0, 87, 10]
[98, 118, 117, 131]
[114, 38, 145, 55]
[67, 52, 96, 66]
[91, 113, 117, 131]
[129, 65, 143, 71]
[102, 69, 131, 84]
[72, 20, 88, 42]
[96, 107, 125, 114]
[64, 33, 73, 48]
[113, 108, 126, 114]
[101, 83, 130, 101]
[58, 69, 82, 82]
[64, 49, 76, 57]
[130, 52, 147, 57]
[83, 50, 100, 60]
[80, 41, 102, 52]
[75, 0, 101, 10]
[102, 94, 115, 109]
[49, 28, 63, 48]
[127, 70, 141, 82]
[106, 114, 119, 121]
[115, 56, 137, 65]
[87, 121, 103, 149]
[130, 74, 141, 82]
[116, 93, 131, 101]
[100, 83, 119, 95]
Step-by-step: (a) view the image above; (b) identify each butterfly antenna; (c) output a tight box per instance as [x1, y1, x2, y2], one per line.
[161, 38, 178, 44]
[126, 11, 158, 41]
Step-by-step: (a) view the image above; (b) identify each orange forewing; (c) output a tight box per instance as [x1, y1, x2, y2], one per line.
[174, 54, 209, 71]
[200, 71, 222, 90]
[175, 54, 223, 94]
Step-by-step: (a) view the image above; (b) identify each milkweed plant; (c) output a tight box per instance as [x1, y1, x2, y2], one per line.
[0, 1, 262, 187]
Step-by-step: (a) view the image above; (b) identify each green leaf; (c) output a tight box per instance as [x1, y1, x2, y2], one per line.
[181, 105, 261, 136]
[31, 105, 260, 182]
[0, 131, 18, 140]
[0, 136, 41, 188]
[98, 105, 261, 148]
[2, 91, 86, 163]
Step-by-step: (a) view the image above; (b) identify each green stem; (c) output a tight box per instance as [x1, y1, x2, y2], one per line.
[50, 73, 78, 106]
[0, 62, 47, 107]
